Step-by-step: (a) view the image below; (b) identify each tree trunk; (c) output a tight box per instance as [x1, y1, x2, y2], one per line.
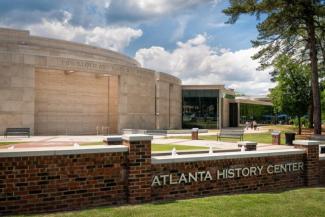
[308, 95, 313, 128]
[307, 16, 322, 135]
[298, 116, 302, 135]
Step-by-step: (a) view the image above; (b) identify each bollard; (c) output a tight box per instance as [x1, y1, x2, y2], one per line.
[192, 128, 199, 140]
[271, 131, 281, 145]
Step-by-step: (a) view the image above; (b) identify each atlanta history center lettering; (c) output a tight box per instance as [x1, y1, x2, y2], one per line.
[152, 162, 304, 186]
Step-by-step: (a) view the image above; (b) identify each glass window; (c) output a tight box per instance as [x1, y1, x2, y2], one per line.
[182, 89, 219, 129]
[239, 103, 274, 124]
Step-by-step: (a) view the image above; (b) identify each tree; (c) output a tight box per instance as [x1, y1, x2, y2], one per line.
[223, 0, 325, 134]
[269, 55, 311, 134]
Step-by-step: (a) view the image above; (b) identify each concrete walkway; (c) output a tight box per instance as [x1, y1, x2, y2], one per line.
[0, 133, 291, 151]
[164, 127, 269, 137]
[152, 138, 294, 151]
[0, 135, 107, 149]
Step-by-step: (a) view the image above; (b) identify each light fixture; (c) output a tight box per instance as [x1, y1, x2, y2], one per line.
[95, 73, 111, 78]
[64, 70, 75, 75]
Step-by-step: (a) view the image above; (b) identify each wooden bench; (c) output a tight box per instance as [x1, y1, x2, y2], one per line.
[4, 128, 30, 138]
[216, 129, 244, 141]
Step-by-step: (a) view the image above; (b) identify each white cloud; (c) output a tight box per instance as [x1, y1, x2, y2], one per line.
[25, 12, 142, 52]
[119, 0, 212, 15]
[106, 0, 217, 23]
[135, 34, 274, 95]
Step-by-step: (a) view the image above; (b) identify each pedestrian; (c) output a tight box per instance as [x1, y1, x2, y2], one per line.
[253, 120, 257, 130]
[245, 121, 249, 130]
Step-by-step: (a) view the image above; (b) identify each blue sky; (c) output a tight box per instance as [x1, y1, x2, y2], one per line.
[124, 1, 259, 55]
[0, 0, 273, 95]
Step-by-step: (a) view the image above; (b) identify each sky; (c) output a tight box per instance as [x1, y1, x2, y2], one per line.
[0, 0, 275, 95]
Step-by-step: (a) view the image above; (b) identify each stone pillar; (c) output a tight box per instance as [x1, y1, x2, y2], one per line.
[123, 134, 152, 203]
[293, 140, 320, 186]
[238, 141, 257, 151]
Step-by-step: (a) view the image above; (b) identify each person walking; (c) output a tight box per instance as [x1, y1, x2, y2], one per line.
[253, 120, 257, 130]
[245, 121, 250, 130]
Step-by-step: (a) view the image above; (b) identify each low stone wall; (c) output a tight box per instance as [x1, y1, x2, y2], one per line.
[0, 136, 324, 215]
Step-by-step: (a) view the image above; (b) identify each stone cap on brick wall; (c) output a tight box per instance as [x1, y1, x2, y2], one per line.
[0, 145, 128, 158]
[152, 149, 305, 164]
[293, 140, 320, 146]
[122, 134, 153, 142]
[106, 135, 123, 142]
[238, 141, 257, 146]
[320, 154, 325, 161]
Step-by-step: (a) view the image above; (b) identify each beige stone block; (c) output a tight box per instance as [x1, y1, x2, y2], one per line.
[0, 89, 11, 101]
[22, 88, 34, 101]
[23, 55, 35, 65]
[0, 76, 11, 87]
[1, 101, 23, 112]
[22, 101, 34, 113]
[6, 89, 23, 101]
[23, 66, 35, 79]
[6, 114, 23, 126]
[0, 53, 11, 63]
[11, 54, 24, 64]
[11, 76, 25, 87]
[22, 114, 34, 126]
[35, 56, 47, 66]
[0, 65, 12, 77]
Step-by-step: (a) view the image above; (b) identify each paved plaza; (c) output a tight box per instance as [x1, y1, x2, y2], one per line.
[0, 130, 292, 151]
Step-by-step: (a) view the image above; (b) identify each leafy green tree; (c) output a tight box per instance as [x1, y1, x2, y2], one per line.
[223, 0, 325, 134]
[269, 56, 311, 134]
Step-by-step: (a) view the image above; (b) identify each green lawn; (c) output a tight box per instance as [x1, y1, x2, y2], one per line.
[81, 142, 207, 151]
[0, 141, 25, 146]
[26, 188, 325, 217]
[168, 133, 286, 144]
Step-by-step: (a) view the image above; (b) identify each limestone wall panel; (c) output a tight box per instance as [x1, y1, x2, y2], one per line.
[0, 64, 35, 135]
[155, 72, 182, 129]
[34, 69, 109, 135]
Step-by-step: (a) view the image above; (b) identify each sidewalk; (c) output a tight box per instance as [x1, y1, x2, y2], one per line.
[152, 138, 294, 151]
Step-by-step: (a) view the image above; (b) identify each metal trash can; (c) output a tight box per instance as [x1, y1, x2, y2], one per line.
[271, 131, 281, 145]
[285, 132, 296, 145]
[192, 128, 199, 140]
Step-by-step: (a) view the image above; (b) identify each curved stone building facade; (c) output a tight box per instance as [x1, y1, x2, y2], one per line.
[0, 28, 182, 135]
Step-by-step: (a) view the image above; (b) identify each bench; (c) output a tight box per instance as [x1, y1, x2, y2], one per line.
[4, 128, 30, 138]
[216, 129, 244, 141]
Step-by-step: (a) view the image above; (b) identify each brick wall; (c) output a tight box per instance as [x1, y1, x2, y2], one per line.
[0, 152, 127, 215]
[123, 138, 151, 203]
[320, 159, 325, 186]
[151, 154, 305, 201]
[0, 137, 324, 215]
[294, 142, 319, 186]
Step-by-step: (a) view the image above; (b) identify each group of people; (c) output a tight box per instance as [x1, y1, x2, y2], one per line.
[245, 120, 258, 130]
